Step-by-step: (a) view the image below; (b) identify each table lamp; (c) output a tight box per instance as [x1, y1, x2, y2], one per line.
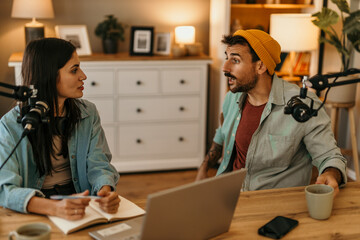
[173, 26, 202, 57]
[270, 14, 319, 78]
[11, 0, 55, 45]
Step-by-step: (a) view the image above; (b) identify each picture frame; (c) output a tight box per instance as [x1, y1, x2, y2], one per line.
[55, 25, 92, 56]
[154, 32, 171, 55]
[130, 26, 154, 56]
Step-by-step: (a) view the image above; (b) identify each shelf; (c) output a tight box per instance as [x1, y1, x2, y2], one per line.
[8, 52, 211, 63]
[231, 4, 314, 9]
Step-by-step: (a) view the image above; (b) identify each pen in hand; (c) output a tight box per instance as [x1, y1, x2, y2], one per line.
[50, 195, 102, 200]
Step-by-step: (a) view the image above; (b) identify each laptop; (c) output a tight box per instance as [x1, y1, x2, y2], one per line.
[89, 169, 247, 240]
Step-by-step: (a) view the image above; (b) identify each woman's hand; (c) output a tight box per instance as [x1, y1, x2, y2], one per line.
[51, 190, 91, 220]
[95, 185, 121, 213]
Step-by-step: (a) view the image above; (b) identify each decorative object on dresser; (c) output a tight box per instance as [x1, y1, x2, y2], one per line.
[55, 25, 92, 56]
[129, 26, 154, 56]
[11, 0, 54, 45]
[173, 26, 203, 57]
[154, 32, 171, 56]
[8, 52, 212, 173]
[95, 15, 125, 54]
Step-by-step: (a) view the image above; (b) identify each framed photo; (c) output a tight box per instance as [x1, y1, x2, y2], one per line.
[154, 32, 171, 55]
[130, 26, 154, 56]
[55, 25, 92, 56]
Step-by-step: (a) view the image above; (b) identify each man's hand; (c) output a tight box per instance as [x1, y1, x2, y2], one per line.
[195, 142, 223, 181]
[96, 185, 121, 213]
[195, 162, 209, 181]
[315, 167, 342, 197]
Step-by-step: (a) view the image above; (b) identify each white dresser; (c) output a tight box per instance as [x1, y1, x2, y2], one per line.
[9, 53, 211, 173]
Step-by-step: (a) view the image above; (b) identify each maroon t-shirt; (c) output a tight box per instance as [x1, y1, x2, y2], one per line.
[233, 99, 266, 170]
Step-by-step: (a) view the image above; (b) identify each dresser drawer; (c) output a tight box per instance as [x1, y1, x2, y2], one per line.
[118, 123, 199, 157]
[118, 97, 200, 121]
[83, 70, 114, 96]
[117, 70, 159, 95]
[161, 69, 201, 93]
[84, 98, 114, 123]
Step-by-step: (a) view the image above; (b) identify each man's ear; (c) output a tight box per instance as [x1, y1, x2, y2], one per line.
[257, 61, 267, 74]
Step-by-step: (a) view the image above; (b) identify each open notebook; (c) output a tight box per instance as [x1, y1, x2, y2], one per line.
[49, 196, 145, 234]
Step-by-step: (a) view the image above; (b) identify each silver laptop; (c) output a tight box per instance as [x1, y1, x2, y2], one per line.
[89, 169, 247, 240]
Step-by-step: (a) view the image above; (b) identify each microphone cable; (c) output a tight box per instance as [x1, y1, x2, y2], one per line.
[0, 125, 32, 171]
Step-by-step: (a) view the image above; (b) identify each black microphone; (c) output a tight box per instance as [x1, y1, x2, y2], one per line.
[21, 101, 49, 137]
[284, 76, 317, 122]
[0, 100, 49, 172]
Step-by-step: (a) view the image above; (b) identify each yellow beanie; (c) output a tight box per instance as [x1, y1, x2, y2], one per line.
[233, 29, 281, 75]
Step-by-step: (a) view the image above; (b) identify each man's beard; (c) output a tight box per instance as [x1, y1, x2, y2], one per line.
[225, 72, 258, 93]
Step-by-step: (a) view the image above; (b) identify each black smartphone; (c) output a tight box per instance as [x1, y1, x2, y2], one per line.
[258, 216, 298, 239]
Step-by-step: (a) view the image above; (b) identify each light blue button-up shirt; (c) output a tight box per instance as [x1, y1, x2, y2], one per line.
[0, 99, 119, 213]
[214, 75, 347, 191]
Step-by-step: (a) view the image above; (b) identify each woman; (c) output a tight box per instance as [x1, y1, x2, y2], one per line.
[0, 38, 120, 220]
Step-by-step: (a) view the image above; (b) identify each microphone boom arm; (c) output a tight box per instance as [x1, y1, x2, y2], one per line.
[0, 82, 33, 102]
[327, 77, 360, 88]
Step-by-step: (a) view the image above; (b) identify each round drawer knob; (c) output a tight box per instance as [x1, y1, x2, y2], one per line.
[136, 108, 142, 113]
[136, 139, 142, 144]
[136, 80, 142, 85]
[179, 106, 185, 111]
[180, 79, 186, 84]
[91, 81, 96, 86]
[178, 137, 184, 142]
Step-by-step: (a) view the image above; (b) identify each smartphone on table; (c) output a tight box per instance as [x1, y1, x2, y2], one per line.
[258, 216, 298, 239]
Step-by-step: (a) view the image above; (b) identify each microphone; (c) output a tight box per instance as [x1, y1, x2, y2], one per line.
[21, 101, 49, 137]
[284, 76, 317, 122]
[284, 96, 317, 122]
[0, 100, 49, 172]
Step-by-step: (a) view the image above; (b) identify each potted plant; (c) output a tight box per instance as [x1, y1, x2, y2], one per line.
[95, 15, 125, 54]
[312, 0, 360, 102]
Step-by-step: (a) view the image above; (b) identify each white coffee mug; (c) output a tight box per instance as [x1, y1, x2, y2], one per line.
[8, 222, 51, 240]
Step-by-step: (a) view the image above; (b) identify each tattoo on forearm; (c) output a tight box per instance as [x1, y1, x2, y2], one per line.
[205, 143, 223, 168]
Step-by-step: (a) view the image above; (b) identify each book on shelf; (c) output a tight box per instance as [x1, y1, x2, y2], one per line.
[278, 51, 311, 76]
[48, 196, 145, 234]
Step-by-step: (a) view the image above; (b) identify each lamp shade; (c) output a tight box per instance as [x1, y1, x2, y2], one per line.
[175, 26, 195, 45]
[270, 14, 319, 52]
[11, 0, 54, 19]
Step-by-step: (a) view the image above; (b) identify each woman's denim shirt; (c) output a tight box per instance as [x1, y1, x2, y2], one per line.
[214, 75, 347, 191]
[0, 99, 119, 213]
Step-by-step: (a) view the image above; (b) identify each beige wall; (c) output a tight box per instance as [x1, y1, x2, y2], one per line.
[0, 0, 210, 117]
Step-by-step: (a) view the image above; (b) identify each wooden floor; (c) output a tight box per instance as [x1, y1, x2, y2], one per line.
[116, 169, 203, 202]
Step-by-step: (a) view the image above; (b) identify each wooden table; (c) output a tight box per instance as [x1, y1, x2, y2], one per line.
[1, 182, 360, 239]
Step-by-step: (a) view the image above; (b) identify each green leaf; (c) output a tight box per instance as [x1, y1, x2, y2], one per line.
[344, 10, 360, 52]
[312, 8, 339, 30]
[331, 0, 350, 14]
[343, 10, 360, 33]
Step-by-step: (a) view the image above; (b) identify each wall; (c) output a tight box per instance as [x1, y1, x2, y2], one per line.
[0, 0, 210, 117]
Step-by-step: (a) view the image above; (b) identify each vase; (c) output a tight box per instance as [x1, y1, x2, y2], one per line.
[325, 75, 358, 103]
[102, 39, 118, 54]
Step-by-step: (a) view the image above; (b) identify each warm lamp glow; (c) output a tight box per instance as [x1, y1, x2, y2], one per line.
[175, 26, 195, 45]
[11, 0, 54, 19]
[270, 14, 319, 78]
[11, 0, 54, 44]
[270, 14, 318, 52]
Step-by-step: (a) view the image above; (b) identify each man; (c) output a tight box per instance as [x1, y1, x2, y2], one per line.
[196, 29, 346, 196]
